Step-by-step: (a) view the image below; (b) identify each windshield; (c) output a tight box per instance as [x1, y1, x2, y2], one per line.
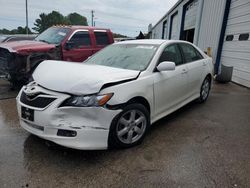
[85, 44, 158, 71]
[35, 27, 70, 44]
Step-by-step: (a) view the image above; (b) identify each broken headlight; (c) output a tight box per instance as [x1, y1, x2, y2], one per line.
[61, 93, 113, 107]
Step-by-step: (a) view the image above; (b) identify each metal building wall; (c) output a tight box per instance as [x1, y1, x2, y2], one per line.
[150, 0, 190, 40]
[151, 20, 164, 39]
[197, 0, 227, 62]
[150, 0, 228, 65]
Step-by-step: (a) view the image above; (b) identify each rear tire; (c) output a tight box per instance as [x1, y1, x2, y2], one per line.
[108, 103, 150, 149]
[198, 76, 211, 103]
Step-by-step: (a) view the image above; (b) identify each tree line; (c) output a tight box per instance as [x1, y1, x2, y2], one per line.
[0, 11, 88, 34]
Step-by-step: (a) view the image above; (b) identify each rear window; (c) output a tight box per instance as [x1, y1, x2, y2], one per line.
[94, 31, 109, 45]
[179, 43, 203, 63]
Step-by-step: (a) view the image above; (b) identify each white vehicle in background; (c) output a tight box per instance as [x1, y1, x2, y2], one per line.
[16, 40, 213, 150]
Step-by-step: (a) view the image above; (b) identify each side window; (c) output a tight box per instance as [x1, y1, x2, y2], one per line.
[158, 44, 183, 66]
[179, 43, 203, 63]
[226, 35, 234, 41]
[94, 31, 109, 45]
[239, 33, 249, 41]
[69, 31, 91, 48]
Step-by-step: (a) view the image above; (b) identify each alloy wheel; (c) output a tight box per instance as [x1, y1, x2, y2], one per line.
[116, 109, 147, 144]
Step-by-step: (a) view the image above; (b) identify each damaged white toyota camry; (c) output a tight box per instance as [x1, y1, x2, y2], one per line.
[16, 40, 213, 150]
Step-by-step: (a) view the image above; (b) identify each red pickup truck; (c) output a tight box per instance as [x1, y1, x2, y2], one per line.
[0, 26, 114, 84]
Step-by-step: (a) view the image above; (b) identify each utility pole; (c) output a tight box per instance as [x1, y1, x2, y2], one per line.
[25, 0, 28, 35]
[91, 10, 94, 27]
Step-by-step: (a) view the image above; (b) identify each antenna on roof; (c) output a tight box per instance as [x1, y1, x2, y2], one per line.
[91, 10, 94, 27]
[25, 0, 29, 35]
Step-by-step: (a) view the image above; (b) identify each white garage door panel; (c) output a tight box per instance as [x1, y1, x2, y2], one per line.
[221, 50, 250, 60]
[221, 59, 250, 72]
[233, 68, 250, 76]
[184, 0, 198, 30]
[221, 0, 250, 87]
[223, 41, 250, 50]
[230, 0, 250, 9]
[184, 14, 196, 30]
[227, 15, 250, 26]
[221, 59, 250, 71]
[228, 4, 250, 19]
[232, 76, 250, 87]
[232, 69, 250, 86]
[170, 14, 179, 40]
[225, 22, 250, 34]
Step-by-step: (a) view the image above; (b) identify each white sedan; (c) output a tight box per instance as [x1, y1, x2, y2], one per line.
[16, 40, 213, 150]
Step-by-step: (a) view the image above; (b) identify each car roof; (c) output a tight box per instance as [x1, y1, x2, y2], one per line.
[117, 39, 165, 45]
[51, 25, 111, 31]
[115, 39, 191, 46]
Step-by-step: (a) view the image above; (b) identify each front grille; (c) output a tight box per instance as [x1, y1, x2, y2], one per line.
[20, 91, 56, 108]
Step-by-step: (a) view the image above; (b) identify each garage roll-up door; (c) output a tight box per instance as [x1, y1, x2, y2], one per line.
[221, 0, 250, 87]
[169, 12, 179, 40]
[184, 0, 198, 31]
[181, 0, 199, 43]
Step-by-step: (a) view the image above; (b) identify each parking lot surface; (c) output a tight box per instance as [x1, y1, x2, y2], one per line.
[0, 80, 249, 188]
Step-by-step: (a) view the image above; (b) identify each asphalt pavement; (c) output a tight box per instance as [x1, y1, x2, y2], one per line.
[0, 80, 249, 188]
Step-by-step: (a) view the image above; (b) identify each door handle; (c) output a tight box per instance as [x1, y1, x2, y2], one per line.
[182, 69, 188, 74]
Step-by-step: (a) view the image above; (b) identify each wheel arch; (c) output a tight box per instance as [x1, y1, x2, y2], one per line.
[126, 96, 151, 115]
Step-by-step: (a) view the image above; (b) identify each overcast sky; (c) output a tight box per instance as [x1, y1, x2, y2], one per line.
[0, 0, 178, 37]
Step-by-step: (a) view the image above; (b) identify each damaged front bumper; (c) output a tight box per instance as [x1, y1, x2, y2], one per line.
[16, 85, 121, 150]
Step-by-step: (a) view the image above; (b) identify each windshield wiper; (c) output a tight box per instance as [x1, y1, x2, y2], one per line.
[38, 39, 50, 44]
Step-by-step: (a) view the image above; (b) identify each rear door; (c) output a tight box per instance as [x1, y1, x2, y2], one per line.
[63, 30, 94, 62]
[93, 30, 111, 54]
[179, 43, 205, 97]
[153, 44, 188, 117]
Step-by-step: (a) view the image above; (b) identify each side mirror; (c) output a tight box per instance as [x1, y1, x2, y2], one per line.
[156, 61, 176, 72]
[64, 41, 74, 50]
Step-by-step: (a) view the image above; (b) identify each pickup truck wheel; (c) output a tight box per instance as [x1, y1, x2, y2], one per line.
[108, 103, 150, 149]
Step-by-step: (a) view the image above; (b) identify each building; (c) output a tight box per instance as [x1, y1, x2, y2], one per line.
[149, 0, 250, 87]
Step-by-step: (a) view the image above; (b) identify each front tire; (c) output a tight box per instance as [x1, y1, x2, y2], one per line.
[108, 103, 150, 149]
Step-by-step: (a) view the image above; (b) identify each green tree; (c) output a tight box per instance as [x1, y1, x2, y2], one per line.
[0, 27, 32, 34]
[67, 12, 88, 26]
[33, 11, 69, 33]
[33, 11, 88, 33]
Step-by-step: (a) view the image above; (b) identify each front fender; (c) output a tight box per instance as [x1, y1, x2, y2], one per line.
[100, 75, 154, 116]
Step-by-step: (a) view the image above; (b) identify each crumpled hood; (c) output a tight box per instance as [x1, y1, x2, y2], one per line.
[0, 40, 55, 55]
[33, 60, 140, 95]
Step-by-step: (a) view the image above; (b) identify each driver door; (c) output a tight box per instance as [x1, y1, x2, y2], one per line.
[63, 30, 94, 62]
[153, 44, 189, 117]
